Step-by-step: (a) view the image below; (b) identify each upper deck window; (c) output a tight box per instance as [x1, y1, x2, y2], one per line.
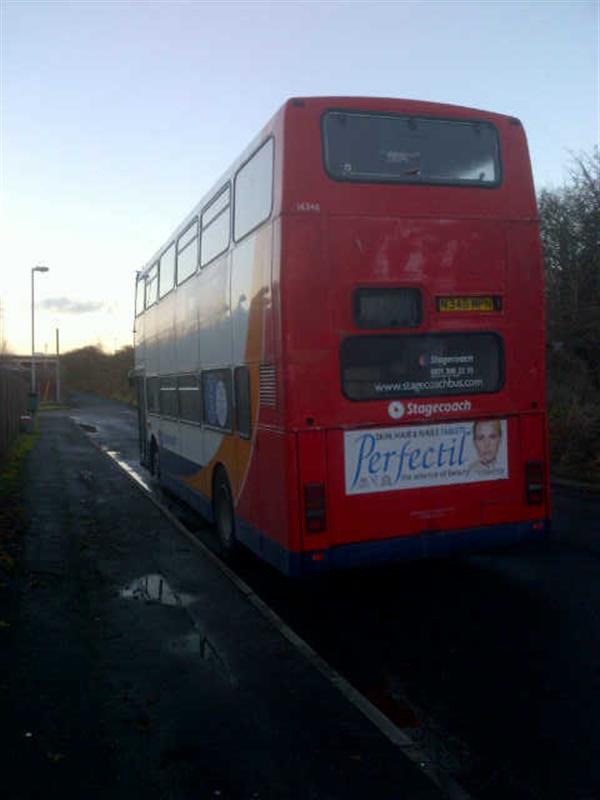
[135, 275, 145, 317]
[201, 186, 230, 268]
[145, 263, 159, 308]
[177, 220, 199, 283]
[323, 111, 500, 187]
[234, 138, 274, 241]
[160, 243, 176, 297]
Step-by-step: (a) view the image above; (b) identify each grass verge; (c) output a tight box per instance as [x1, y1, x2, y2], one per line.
[39, 401, 71, 412]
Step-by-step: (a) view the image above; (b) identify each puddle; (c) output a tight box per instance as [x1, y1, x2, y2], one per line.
[120, 574, 194, 607]
[120, 575, 235, 681]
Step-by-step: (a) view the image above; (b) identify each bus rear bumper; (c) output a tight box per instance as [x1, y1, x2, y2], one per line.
[294, 519, 551, 576]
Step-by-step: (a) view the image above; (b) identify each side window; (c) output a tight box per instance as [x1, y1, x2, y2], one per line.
[178, 374, 202, 424]
[202, 369, 232, 431]
[159, 243, 176, 298]
[159, 376, 178, 417]
[201, 186, 230, 268]
[146, 377, 160, 414]
[234, 138, 274, 241]
[177, 219, 199, 284]
[135, 275, 146, 317]
[145, 263, 159, 308]
[234, 366, 251, 438]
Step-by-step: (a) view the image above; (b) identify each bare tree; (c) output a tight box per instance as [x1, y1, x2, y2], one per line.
[539, 148, 600, 359]
[62, 345, 135, 404]
[539, 148, 600, 476]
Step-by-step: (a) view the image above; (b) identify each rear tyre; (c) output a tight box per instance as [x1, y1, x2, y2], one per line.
[213, 468, 237, 555]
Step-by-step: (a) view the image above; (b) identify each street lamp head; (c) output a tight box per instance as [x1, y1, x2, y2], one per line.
[33, 265, 49, 273]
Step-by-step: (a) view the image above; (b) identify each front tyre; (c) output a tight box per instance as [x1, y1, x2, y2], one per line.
[213, 468, 237, 555]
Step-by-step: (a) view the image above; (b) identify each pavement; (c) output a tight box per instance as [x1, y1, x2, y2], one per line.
[0, 411, 445, 799]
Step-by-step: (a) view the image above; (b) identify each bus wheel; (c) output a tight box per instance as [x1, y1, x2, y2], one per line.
[213, 468, 236, 554]
[150, 441, 161, 479]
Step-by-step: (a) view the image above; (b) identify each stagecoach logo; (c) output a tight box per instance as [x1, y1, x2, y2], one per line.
[388, 399, 472, 420]
[388, 401, 405, 419]
[406, 399, 472, 418]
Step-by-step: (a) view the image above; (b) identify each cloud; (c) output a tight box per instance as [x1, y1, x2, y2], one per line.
[41, 297, 113, 315]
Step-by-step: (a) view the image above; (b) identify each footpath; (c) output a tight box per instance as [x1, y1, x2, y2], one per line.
[0, 413, 443, 800]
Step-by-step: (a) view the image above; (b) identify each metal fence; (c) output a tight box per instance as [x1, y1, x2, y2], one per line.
[0, 364, 28, 461]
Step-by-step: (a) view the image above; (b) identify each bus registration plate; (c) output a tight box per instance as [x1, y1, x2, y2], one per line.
[437, 296, 498, 313]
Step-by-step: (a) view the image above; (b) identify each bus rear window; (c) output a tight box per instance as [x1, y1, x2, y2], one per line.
[323, 111, 500, 186]
[341, 333, 503, 400]
[354, 288, 421, 329]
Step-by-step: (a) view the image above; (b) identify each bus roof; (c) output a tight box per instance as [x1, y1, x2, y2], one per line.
[136, 96, 523, 278]
[284, 96, 519, 125]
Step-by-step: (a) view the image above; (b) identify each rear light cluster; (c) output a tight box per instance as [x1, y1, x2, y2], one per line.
[525, 461, 545, 505]
[304, 483, 326, 533]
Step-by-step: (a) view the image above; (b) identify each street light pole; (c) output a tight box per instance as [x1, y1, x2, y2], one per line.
[31, 265, 49, 393]
[55, 327, 61, 403]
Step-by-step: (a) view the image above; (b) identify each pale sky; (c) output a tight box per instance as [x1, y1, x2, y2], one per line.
[1, 0, 598, 355]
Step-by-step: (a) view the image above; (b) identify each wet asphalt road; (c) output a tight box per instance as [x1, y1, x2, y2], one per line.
[5, 407, 443, 800]
[68, 394, 600, 800]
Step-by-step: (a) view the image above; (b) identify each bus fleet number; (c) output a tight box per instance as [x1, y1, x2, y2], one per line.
[295, 201, 321, 213]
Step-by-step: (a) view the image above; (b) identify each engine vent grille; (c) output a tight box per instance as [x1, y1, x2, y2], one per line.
[259, 364, 277, 408]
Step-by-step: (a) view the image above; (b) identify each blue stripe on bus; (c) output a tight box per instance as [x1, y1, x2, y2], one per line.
[295, 519, 551, 576]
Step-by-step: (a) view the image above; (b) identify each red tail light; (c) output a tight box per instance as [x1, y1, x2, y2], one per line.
[525, 462, 544, 504]
[304, 483, 326, 533]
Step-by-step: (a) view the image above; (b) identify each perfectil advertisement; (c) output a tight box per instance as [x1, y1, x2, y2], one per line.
[344, 419, 508, 495]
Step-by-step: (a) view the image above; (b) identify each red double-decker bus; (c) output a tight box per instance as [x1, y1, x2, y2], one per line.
[133, 96, 550, 575]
